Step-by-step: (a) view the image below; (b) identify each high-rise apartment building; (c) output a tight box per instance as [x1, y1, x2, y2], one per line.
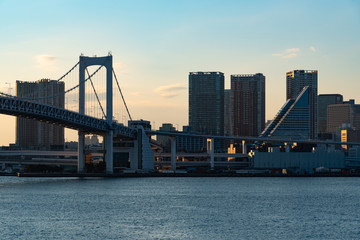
[189, 72, 224, 136]
[318, 94, 343, 134]
[286, 70, 318, 139]
[231, 73, 265, 137]
[16, 79, 65, 150]
[224, 89, 231, 136]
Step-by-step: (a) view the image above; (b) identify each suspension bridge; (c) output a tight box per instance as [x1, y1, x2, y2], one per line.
[2, 55, 360, 175]
[0, 54, 153, 174]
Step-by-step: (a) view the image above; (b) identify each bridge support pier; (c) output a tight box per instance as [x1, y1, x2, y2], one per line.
[105, 131, 114, 174]
[79, 55, 114, 174]
[242, 140, 247, 154]
[285, 143, 290, 152]
[78, 132, 85, 173]
[207, 138, 214, 169]
[170, 137, 176, 171]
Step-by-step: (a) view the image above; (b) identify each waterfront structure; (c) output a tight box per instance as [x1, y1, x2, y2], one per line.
[189, 72, 224, 149]
[341, 127, 360, 150]
[16, 79, 65, 150]
[318, 94, 343, 134]
[176, 126, 207, 153]
[156, 123, 176, 152]
[286, 70, 318, 139]
[327, 100, 360, 139]
[260, 86, 311, 139]
[224, 89, 231, 136]
[253, 150, 345, 174]
[128, 119, 151, 130]
[231, 73, 265, 137]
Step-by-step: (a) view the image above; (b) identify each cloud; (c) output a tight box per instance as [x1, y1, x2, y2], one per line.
[272, 48, 300, 59]
[286, 48, 300, 53]
[159, 92, 181, 98]
[283, 53, 298, 59]
[154, 83, 186, 93]
[310, 46, 316, 52]
[34, 54, 57, 70]
[154, 83, 186, 98]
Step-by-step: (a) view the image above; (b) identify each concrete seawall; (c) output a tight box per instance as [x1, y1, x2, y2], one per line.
[13, 172, 360, 178]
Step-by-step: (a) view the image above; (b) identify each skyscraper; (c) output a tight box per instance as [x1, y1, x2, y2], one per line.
[231, 73, 265, 137]
[189, 72, 224, 137]
[260, 86, 311, 139]
[16, 79, 65, 150]
[286, 70, 318, 139]
[224, 89, 231, 136]
[318, 94, 343, 134]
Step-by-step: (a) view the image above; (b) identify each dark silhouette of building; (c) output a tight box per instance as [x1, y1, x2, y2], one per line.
[189, 72, 224, 136]
[224, 89, 231, 136]
[231, 73, 265, 137]
[16, 79, 65, 150]
[176, 126, 207, 153]
[318, 94, 343, 134]
[189, 72, 224, 150]
[128, 119, 152, 130]
[327, 99, 360, 140]
[260, 86, 311, 139]
[156, 123, 176, 152]
[286, 70, 318, 139]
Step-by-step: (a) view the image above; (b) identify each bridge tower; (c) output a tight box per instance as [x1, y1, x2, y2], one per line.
[78, 55, 114, 173]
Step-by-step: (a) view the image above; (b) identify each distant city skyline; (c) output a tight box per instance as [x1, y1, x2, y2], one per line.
[0, 0, 359, 145]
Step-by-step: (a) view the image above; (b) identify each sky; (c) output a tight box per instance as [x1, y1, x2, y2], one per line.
[0, 0, 359, 145]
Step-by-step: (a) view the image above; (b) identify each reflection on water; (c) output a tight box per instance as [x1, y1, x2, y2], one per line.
[1, 177, 360, 239]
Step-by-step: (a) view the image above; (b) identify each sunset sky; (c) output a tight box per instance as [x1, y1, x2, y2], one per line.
[0, 0, 359, 145]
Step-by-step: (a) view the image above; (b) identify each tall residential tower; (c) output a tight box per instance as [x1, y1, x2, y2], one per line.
[231, 73, 265, 136]
[189, 72, 224, 137]
[16, 79, 65, 150]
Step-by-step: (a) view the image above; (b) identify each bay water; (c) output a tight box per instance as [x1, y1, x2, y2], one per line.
[1, 176, 359, 239]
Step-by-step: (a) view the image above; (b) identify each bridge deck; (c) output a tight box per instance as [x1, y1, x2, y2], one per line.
[0, 96, 136, 138]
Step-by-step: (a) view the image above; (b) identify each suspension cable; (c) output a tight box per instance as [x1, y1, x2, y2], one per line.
[0, 65, 104, 101]
[86, 67, 106, 119]
[16, 61, 80, 99]
[113, 68, 132, 121]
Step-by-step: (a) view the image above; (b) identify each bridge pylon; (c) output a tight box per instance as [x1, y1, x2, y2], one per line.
[78, 55, 114, 174]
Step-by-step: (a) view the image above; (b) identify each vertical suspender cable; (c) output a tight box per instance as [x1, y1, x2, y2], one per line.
[85, 67, 106, 119]
[112, 68, 132, 121]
